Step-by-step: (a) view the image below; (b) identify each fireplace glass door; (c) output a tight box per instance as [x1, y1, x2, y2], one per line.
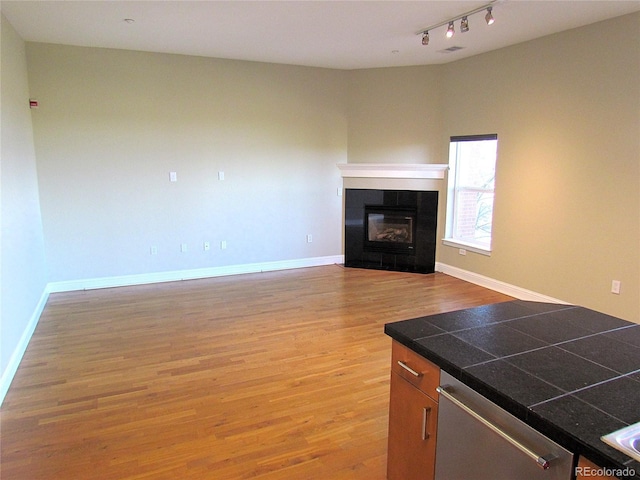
[364, 207, 417, 254]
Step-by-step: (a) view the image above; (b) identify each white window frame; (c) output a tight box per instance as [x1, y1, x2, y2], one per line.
[443, 134, 498, 256]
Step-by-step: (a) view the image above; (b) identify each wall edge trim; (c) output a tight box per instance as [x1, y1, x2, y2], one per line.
[0, 286, 51, 406]
[435, 262, 570, 304]
[8, 258, 560, 406]
[48, 255, 345, 292]
[1, 256, 345, 405]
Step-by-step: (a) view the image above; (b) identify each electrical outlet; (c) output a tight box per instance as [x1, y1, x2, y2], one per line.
[170, 171, 177, 182]
[459, 248, 467, 256]
[181, 243, 188, 253]
[220, 240, 227, 250]
[611, 280, 621, 295]
[307, 234, 313, 243]
[150, 246, 158, 255]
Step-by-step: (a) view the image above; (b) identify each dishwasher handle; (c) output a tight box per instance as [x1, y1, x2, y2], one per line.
[436, 385, 553, 470]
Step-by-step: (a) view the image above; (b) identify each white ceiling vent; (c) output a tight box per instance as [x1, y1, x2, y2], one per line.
[438, 46, 465, 54]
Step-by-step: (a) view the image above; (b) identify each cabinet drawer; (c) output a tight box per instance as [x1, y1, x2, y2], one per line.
[391, 340, 440, 400]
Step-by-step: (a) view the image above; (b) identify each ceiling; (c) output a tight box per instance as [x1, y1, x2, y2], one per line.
[2, 1, 639, 70]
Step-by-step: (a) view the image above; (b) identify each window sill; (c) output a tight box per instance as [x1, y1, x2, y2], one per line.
[442, 239, 492, 256]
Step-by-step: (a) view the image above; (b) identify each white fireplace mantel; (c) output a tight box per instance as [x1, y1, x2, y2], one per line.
[337, 163, 448, 180]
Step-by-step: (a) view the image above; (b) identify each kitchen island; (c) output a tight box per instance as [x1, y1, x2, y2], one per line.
[385, 300, 640, 479]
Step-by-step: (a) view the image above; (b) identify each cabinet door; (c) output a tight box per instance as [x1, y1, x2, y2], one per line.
[387, 371, 438, 480]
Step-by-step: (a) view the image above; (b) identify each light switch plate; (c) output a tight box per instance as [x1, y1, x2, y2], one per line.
[611, 280, 621, 294]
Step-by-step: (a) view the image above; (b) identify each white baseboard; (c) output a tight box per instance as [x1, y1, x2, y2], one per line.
[2, 257, 559, 407]
[0, 286, 50, 406]
[48, 255, 345, 292]
[1, 255, 344, 405]
[435, 262, 569, 304]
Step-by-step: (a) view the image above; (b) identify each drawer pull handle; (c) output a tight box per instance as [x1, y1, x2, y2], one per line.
[437, 385, 553, 470]
[421, 407, 432, 440]
[397, 361, 422, 377]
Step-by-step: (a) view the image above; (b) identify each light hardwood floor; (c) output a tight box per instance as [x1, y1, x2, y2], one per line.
[1, 265, 512, 479]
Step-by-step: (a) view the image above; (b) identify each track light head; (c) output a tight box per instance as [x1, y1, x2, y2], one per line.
[460, 16, 469, 33]
[417, 3, 496, 46]
[485, 7, 495, 25]
[446, 21, 455, 38]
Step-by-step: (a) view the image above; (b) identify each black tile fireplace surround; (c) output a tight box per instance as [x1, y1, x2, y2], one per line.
[344, 189, 438, 274]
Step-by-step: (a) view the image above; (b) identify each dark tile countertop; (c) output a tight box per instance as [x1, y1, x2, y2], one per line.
[385, 300, 640, 479]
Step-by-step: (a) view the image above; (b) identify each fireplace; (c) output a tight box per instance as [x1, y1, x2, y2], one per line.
[345, 189, 437, 273]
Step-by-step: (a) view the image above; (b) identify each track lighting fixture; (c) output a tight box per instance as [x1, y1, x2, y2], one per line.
[485, 7, 495, 25]
[446, 22, 455, 38]
[460, 16, 469, 33]
[417, 1, 496, 46]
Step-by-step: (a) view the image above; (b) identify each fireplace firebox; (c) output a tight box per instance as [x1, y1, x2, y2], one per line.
[345, 189, 437, 273]
[364, 206, 417, 254]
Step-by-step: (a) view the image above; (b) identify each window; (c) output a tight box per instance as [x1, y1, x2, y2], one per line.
[444, 134, 498, 254]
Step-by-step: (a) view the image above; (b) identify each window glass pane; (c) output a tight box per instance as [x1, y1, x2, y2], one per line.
[456, 140, 497, 190]
[453, 191, 493, 245]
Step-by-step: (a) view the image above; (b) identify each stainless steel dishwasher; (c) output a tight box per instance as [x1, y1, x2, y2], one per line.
[434, 372, 574, 480]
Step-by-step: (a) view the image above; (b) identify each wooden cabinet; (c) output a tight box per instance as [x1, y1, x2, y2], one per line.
[387, 340, 440, 480]
[387, 342, 623, 480]
[575, 457, 618, 479]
